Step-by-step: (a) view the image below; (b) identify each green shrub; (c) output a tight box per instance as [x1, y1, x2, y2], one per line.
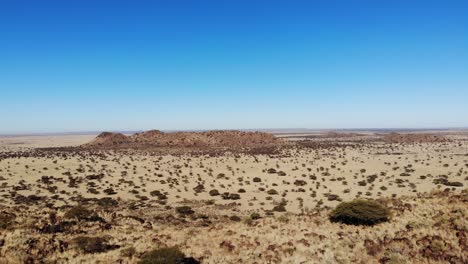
[138, 247, 185, 264]
[329, 199, 391, 226]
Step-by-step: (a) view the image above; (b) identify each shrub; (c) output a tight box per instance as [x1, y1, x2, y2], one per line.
[267, 168, 277, 174]
[64, 205, 92, 220]
[277, 171, 287, 176]
[250, 212, 261, 220]
[230, 215, 241, 222]
[209, 189, 220, 196]
[0, 212, 15, 229]
[176, 206, 194, 216]
[329, 199, 391, 226]
[121, 246, 137, 258]
[138, 247, 186, 264]
[73, 236, 115, 253]
[97, 197, 118, 207]
[267, 189, 278, 195]
[277, 214, 290, 223]
[272, 204, 286, 212]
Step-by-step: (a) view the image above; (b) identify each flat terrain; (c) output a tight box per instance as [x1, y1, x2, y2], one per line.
[0, 130, 466, 263]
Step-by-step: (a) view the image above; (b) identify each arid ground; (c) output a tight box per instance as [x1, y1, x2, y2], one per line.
[0, 130, 466, 263]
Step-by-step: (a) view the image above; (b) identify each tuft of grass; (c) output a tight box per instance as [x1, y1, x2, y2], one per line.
[329, 199, 391, 226]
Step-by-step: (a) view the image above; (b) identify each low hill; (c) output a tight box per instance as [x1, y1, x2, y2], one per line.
[83, 130, 283, 150]
[85, 132, 131, 146]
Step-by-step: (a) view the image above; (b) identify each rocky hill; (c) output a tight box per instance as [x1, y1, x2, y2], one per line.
[84, 130, 283, 150]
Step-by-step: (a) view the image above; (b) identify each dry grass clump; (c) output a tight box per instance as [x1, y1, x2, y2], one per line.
[329, 199, 391, 226]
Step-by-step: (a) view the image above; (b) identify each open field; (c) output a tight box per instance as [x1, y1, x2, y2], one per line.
[0, 130, 467, 263]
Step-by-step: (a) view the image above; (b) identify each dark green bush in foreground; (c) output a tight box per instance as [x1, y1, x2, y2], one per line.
[329, 199, 391, 226]
[138, 247, 186, 264]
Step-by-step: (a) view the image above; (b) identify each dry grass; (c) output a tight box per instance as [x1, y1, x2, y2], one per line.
[0, 190, 466, 263]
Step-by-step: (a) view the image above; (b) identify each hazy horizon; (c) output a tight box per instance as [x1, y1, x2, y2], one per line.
[2, 126, 468, 137]
[2, 1, 467, 133]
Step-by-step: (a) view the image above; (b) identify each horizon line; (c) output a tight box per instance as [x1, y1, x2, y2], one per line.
[1, 127, 468, 137]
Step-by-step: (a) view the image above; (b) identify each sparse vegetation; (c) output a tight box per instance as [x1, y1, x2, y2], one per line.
[0, 130, 466, 263]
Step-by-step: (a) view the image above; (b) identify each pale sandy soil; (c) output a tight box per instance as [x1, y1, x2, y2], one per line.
[0, 134, 97, 151]
[0, 137, 466, 212]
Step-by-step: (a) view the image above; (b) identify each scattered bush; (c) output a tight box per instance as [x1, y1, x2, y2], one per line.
[277, 171, 287, 176]
[250, 212, 261, 220]
[267, 189, 278, 195]
[209, 189, 220, 196]
[176, 206, 195, 216]
[329, 199, 391, 226]
[267, 168, 277, 174]
[221, 193, 241, 200]
[273, 204, 286, 212]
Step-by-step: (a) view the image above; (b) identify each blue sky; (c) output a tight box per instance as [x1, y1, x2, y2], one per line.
[1, 0, 467, 133]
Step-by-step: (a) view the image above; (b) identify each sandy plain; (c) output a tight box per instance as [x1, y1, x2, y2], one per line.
[0, 131, 466, 263]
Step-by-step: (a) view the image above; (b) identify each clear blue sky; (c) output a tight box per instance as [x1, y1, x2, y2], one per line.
[1, 0, 467, 133]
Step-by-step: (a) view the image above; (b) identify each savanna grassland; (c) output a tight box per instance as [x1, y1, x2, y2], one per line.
[0, 130, 466, 263]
